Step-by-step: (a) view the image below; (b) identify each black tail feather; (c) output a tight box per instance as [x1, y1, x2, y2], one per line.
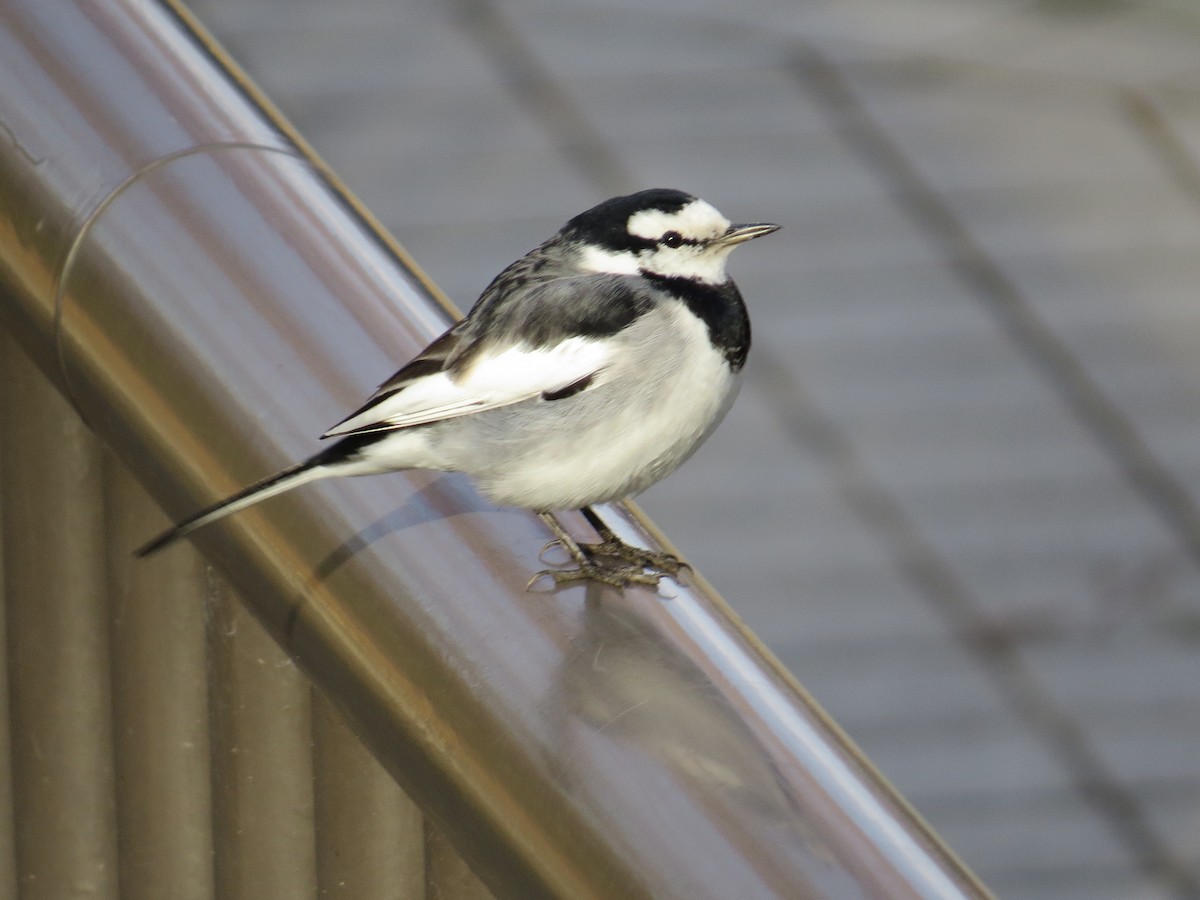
[135, 459, 323, 557]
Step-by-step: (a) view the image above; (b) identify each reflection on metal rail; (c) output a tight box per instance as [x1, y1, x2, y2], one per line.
[0, 1, 992, 897]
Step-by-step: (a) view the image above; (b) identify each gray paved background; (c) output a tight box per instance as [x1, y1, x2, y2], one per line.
[182, 1, 1200, 897]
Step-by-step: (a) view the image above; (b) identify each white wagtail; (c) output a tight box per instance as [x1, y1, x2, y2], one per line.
[138, 189, 778, 587]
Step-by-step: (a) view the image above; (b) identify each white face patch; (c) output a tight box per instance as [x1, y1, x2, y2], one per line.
[627, 198, 730, 243]
[639, 242, 731, 284]
[578, 243, 640, 275]
[626, 198, 737, 285]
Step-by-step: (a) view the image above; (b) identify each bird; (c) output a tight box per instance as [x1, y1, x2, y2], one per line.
[137, 188, 779, 588]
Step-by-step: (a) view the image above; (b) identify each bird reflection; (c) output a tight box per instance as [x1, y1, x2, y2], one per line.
[543, 593, 856, 898]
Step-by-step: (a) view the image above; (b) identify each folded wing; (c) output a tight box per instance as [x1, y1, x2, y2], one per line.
[322, 330, 611, 438]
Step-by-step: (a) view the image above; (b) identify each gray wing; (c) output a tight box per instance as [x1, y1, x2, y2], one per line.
[322, 272, 654, 439]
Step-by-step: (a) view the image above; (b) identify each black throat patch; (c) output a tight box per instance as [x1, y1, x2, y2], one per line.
[643, 274, 751, 371]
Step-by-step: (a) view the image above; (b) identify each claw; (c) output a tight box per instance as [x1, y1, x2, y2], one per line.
[539, 538, 568, 563]
[531, 562, 663, 590]
[531, 512, 688, 590]
[582, 541, 688, 575]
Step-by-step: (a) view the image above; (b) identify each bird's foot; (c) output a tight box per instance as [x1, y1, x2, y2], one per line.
[578, 538, 688, 576]
[530, 558, 663, 590]
[530, 512, 689, 590]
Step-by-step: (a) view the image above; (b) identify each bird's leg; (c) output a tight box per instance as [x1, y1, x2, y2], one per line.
[530, 509, 688, 589]
[578, 507, 688, 576]
[533, 512, 655, 588]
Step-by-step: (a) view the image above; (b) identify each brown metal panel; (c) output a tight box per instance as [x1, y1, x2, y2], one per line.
[0, 452, 14, 900]
[0, 335, 119, 900]
[106, 465, 216, 899]
[208, 582, 318, 900]
[427, 824, 496, 900]
[312, 692, 427, 898]
[0, 1, 296, 395]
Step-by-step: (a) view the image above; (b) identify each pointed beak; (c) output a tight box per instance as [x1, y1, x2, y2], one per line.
[720, 222, 781, 245]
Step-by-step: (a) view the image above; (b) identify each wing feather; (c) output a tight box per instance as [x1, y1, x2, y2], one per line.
[322, 334, 611, 437]
[322, 271, 649, 439]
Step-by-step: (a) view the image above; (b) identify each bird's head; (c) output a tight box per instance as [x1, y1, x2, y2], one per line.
[563, 188, 779, 285]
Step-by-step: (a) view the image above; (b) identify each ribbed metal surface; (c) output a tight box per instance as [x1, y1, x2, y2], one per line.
[0, 1, 991, 897]
[312, 692, 426, 899]
[108, 466, 215, 899]
[0, 336, 120, 900]
[2, 335, 444, 899]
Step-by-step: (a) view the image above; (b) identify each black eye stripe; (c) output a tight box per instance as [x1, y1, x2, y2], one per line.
[659, 231, 700, 248]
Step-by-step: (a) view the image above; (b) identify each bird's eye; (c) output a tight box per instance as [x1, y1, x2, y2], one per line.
[661, 231, 684, 248]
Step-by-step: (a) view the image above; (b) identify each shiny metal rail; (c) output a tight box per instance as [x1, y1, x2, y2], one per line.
[0, 1, 991, 898]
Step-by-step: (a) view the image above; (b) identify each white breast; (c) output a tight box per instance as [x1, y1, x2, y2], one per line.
[437, 302, 741, 511]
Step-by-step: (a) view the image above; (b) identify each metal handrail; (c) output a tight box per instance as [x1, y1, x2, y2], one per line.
[0, 1, 991, 897]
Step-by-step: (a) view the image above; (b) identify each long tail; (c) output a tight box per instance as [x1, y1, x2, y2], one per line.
[135, 460, 332, 557]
